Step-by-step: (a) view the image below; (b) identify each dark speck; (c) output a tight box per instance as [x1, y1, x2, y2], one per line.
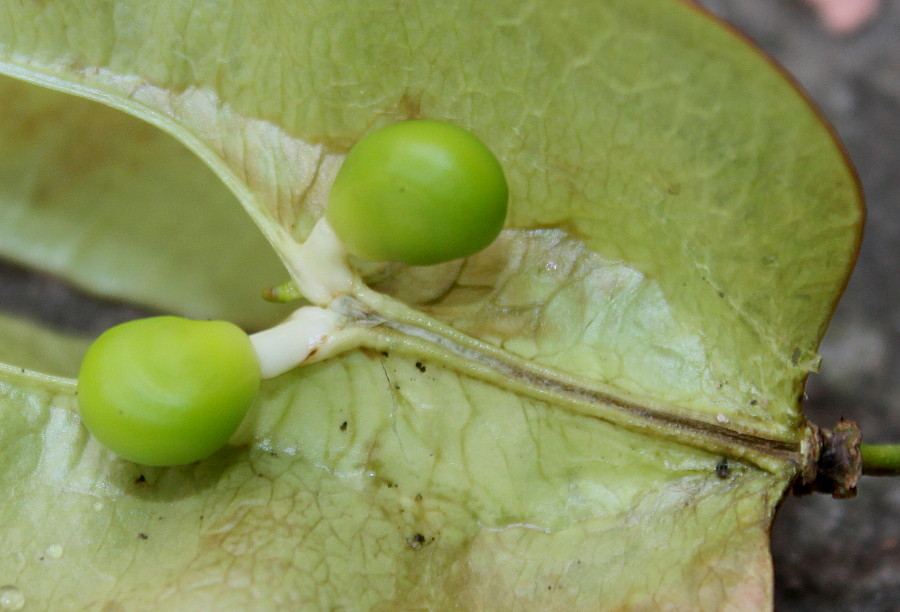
[380, 351, 389, 357]
[340, 421, 348, 432]
[415, 362, 426, 373]
[134, 474, 146, 485]
[138, 533, 149, 540]
[406, 533, 427, 550]
[716, 458, 731, 479]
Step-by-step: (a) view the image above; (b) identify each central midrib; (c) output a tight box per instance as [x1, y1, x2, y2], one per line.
[342, 294, 804, 475]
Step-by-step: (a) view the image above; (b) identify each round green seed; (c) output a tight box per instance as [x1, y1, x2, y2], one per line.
[77, 316, 260, 466]
[326, 120, 508, 266]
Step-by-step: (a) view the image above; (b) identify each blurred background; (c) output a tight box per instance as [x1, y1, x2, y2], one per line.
[697, 0, 900, 609]
[0, 1, 897, 609]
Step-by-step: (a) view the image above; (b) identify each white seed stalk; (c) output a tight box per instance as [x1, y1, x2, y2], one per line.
[279, 218, 356, 307]
[249, 306, 350, 379]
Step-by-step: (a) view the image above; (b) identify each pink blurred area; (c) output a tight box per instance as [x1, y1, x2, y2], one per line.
[804, 0, 880, 33]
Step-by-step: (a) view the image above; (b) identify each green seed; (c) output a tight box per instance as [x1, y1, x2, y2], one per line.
[326, 120, 508, 266]
[77, 316, 260, 466]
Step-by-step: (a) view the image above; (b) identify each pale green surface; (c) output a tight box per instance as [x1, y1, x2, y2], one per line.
[0, 74, 291, 330]
[2, 355, 780, 610]
[0, 314, 90, 378]
[0, 1, 861, 610]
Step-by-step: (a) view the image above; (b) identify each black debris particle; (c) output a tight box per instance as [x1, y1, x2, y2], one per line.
[750, 399, 758, 406]
[414, 493, 423, 502]
[134, 474, 146, 485]
[406, 533, 430, 550]
[138, 533, 149, 540]
[415, 362, 426, 373]
[717, 291, 724, 298]
[716, 458, 731, 479]
[340, 421, 348, 432]
[380, 351, 389, 358]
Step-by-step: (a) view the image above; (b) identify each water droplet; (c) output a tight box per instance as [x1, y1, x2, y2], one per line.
[45, 544, 64, 559]
[0, 585, 25, 611]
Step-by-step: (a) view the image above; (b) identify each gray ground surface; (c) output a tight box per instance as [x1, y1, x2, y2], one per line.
[698, 1, 900, 610]
[1, 1, 898, 610]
